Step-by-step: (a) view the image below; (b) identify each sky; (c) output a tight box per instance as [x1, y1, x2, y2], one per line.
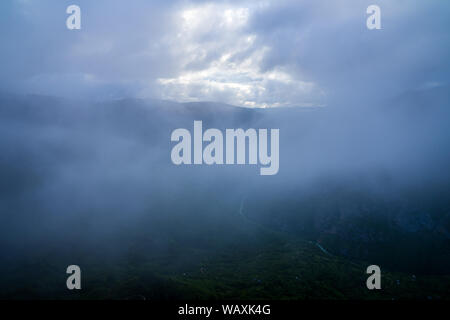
[1, 0, 449, 107]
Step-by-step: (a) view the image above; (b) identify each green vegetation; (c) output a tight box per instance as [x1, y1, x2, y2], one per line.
[1, 212, 448, 300]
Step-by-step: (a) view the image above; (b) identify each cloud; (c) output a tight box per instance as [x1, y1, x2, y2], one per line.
[152, 2, 324, 107]
[1, 0, 449, 107]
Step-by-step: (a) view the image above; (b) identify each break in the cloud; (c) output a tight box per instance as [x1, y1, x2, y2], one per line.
[0, 0, 449, 107]
[155, 2, 322, 108]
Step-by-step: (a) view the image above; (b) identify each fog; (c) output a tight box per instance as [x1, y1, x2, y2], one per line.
[1, 86, 449, 279]
[1, 0, 449, 298]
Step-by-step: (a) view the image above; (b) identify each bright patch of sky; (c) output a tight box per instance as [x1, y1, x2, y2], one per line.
[154, 3, 322, 107]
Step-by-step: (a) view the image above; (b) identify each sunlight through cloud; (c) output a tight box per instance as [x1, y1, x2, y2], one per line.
[157, 3, 322, 108]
